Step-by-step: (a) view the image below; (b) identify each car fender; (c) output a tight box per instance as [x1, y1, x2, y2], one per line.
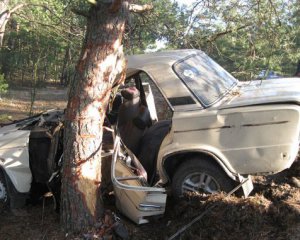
[0, 129, 32, 193]
[157, 140, 238, 183]
[0, 165, 29, 208]
[158, 145, 254, 197]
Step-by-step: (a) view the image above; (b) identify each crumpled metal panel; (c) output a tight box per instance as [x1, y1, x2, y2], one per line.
[112, 136, 167, 224]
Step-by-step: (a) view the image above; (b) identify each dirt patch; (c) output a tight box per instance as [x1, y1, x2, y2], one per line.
[0, 201, 65, 240]
[0, 88, 299, 240]
[125, 160, 300, 240]
[0, 87, 67, 124]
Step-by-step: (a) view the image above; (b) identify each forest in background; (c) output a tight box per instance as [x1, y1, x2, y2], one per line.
[0, 0, 299, 90]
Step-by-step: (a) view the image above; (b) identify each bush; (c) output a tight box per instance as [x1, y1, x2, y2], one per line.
[0, 74, 8, 97]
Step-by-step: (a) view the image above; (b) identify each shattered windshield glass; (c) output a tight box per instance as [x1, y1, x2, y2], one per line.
[173, 53, 238, 106]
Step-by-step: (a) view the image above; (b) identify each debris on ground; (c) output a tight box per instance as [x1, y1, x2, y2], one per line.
[291, 177, 300, 188]
[70, 210, 129, 240]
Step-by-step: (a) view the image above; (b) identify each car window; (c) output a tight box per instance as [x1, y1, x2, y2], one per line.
[139, 72, 172, 120]
[173, 53, 238, 106]
[124, 77, 136, 87]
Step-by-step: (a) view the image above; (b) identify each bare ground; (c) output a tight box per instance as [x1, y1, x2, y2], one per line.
[0, 87, 67, 124]
[0, 88, 299, 240]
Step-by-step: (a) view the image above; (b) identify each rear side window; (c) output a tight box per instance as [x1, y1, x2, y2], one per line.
[139, 72, 172, 120]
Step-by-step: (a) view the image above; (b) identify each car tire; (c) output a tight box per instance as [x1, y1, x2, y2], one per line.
[172, 158, 236, 199]
[0, 171, 9, 212]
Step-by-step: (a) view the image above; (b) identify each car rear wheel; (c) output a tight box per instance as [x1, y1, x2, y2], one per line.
[172, 158, 236, 199]
[0, 171, 9, 212]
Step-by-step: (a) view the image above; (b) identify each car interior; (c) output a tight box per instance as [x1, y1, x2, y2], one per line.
[24, 111, 64, 202]
[109, 71, 172, 186]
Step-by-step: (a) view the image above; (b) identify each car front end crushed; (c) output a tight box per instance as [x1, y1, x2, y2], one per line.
[0, 109, 64, 209]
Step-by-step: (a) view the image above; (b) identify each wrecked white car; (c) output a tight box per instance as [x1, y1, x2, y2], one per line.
[1, 49, 299, 225]
[0, 109, 63, 210]
[111, 49, 300, 224]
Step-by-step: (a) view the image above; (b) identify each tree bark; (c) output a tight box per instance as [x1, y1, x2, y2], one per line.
[61, 1, 128, 233]
[0, 0, 9, 47]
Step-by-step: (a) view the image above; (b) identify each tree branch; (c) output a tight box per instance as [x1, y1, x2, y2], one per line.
[110, 0, 122, 13]
[17, 12, 83, 40]
[208, 24, 252, 42]
[0, 9, 9, 20]
[268, 0, 281, 26]
[10, 3, 26, 14]
[129, 3, 153, 13]
[71, 8, 90, 18]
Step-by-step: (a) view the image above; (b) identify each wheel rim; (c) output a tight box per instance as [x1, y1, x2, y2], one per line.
[181, 172, 220, 195]
[0, 180, 7, 202]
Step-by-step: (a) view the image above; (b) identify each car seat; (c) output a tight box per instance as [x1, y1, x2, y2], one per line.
[138, 120, 171, 185]
[117, 87, 151, 156]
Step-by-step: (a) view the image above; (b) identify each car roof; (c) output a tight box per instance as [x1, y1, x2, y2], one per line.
[126, 49, 203, 111]
[126, 49, 198, 71]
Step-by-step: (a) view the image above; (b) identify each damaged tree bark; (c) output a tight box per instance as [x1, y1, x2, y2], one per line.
[62, 0, 153, 233]
[61, 1, 128, 233]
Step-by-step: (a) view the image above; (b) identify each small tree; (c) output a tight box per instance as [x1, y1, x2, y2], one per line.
[0, 73, 8, 98]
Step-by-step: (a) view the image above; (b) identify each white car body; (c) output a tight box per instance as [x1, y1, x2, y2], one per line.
[112, 49, 300, 224]
[0, 110, 64, 208]
[0, 126, 31, 193]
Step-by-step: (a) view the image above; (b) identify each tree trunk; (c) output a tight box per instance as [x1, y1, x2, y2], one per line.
[296, 60, 300, 76]
[61, 1, 128, 233]
[0, 0, 9, 47]
[60, 45, 71, 86]
[43, 58, 48, 83]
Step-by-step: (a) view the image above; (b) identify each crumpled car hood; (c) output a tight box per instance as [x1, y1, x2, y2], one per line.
[0, 118, 36, 149]
[220, 77, 300, 109]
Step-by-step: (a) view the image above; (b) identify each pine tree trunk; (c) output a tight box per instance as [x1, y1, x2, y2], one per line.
[60, 45, 71, 86]
[61, 1, 128, 233]
[296, 60, 300, 76]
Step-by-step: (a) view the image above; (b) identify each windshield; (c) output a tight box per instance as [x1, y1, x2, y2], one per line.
[173, 53, 238, 106]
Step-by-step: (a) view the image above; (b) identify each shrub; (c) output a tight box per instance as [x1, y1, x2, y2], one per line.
[0, 74, 8, 97]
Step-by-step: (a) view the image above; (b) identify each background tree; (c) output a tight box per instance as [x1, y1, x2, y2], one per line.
[0, 0, 25, 47]
[0, 0, 85, 87]
[169, 0, 300, 79]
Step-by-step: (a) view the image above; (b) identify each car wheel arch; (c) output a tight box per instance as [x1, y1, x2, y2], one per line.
[0, 166, 19, 193]
[0, 167, 10, 210]
[0, 167, 9, 187]
[162, 150, 237, 183]
[0, 166, 28, 209]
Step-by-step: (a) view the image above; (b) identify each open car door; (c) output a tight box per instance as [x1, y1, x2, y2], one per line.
[111, 135, 167, 224]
